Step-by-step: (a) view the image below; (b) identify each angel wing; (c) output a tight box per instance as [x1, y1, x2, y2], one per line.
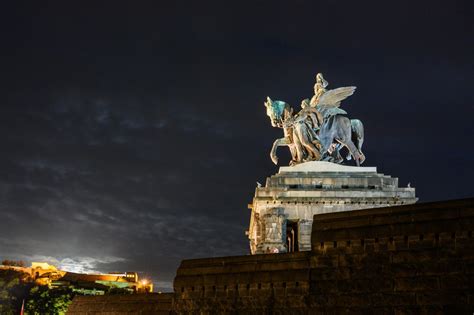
[317, 86, 356, 108]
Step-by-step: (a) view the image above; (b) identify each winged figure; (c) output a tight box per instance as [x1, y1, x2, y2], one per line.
[310, 73, 356, 119]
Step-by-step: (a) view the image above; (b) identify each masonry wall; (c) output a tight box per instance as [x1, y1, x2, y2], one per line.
[173, 252, 311, 314]
[172, 198, 474, 314]
[308, 198, 474, 314]
[67, 293, 173, 315]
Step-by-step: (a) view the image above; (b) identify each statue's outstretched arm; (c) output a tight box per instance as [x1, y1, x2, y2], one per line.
[270, 137, 291, 165]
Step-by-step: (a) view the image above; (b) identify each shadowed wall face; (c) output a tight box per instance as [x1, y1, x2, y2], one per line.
[66, 294, 173, 315]
[168, 199, 474, 314]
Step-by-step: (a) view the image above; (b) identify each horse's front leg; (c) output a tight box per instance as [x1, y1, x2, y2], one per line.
[270, 137, 291, 165]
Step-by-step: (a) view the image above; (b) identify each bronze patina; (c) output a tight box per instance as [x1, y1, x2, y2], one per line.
[265, 73, 365, 166]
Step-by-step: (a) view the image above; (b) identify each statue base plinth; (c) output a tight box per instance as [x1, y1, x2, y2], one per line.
[279, 161, 376, 173]
[247, 161, 417, 254]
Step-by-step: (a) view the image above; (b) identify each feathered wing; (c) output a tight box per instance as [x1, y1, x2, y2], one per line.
[317, 86, 356, 108]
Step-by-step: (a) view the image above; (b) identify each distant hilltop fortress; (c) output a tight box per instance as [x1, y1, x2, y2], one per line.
[0, 261, 152, 294]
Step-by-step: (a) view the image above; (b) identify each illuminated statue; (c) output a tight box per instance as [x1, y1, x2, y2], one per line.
[265, 73, 365, 166]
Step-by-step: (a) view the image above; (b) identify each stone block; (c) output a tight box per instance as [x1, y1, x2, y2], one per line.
[338, 253, 367, 267]
[390, 263, 419, 277]
[286, 286, 307, 297]
[394, 276, 440, 291]
[370, 292, 417, 306]
[456, 237, 474, 250]
[439, 274, 474, 290]
[310, 267, 334, 281]
[333, 293, 371, 307]
[391, 249, 439, 264]
[310, 254, 339, 268]
[67, 294, 174, 315]
[392, 235, 409, 250]
[393, 306, 430, 315]
[310, 280, 339, 294]
[415, 291, 469, 306]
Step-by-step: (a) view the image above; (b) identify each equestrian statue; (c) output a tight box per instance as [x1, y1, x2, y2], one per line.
[264, 73, 365, 166]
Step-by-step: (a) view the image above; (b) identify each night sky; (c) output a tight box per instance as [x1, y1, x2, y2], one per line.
[0, 1, 472, 291]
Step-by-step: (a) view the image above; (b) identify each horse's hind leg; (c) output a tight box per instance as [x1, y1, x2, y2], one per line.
[349, 139, 365, 164]
[336, 138, 361, 166]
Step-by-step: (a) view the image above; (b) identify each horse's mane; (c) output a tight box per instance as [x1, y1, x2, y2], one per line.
[272, 100, 290, 117]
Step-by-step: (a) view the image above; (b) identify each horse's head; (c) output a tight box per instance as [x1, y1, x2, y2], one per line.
[264, 96, 289, 128]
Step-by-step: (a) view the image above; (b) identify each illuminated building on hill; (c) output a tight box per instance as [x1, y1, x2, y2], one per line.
[52, 271, 153, 295]
[0, 262, 153, 294]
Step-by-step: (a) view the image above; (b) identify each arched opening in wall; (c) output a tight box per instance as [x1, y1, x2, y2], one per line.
[286, 220, 299, 252]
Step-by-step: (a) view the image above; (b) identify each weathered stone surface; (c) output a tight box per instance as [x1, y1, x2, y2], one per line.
[248, 161, 417, 254]
[171, 198, 474, 314]
[67, 293, 174, 314]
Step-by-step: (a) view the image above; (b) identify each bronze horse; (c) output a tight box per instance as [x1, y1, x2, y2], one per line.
[265, 97, 365, 166]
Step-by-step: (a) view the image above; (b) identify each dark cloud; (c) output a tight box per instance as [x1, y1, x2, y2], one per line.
[0, 0, 472, 290]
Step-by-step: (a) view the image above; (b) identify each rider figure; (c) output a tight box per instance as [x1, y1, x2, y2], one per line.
[295, 99, 323, 153]
[299, 99, 323, 133]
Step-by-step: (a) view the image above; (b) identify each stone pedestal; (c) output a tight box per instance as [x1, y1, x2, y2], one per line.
[247, 161, 417, 254]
